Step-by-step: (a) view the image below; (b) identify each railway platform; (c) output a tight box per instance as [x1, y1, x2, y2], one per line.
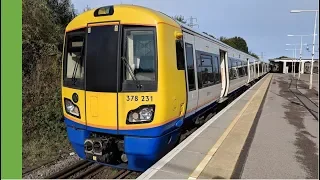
[138, 73, 319, 179]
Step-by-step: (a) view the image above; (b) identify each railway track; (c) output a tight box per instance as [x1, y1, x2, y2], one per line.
[109, 169, 132, 179]
[289, 78, 319, 120]
[44, 160, 95, 179]
[23, 159, 58, 176]
[44, 160, 133, 179]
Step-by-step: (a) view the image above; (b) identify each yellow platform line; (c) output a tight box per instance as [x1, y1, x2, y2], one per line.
[188, 74, 271, 179]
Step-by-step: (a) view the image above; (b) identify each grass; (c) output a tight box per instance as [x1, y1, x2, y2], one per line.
[22, 54, 73, 168]
[23, 132, 72, 168]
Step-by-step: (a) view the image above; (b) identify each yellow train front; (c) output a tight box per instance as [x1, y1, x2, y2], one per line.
[62, 5, 187, 171]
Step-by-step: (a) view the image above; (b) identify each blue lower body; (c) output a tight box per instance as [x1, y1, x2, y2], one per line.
[65, 118, 181, 171]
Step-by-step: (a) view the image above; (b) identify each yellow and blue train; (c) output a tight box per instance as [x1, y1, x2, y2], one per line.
[61, 4, 269, 171]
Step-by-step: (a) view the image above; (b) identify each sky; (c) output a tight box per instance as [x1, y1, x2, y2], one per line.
[71, 0, 319, 61]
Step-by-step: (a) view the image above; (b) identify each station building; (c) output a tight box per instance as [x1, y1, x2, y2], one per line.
[269, 57, 318, 74]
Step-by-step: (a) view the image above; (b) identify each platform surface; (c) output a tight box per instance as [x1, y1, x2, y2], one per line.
[240, 74, 318, 179]
[137, 73, 318, 179]
[299, 73, 319, 92]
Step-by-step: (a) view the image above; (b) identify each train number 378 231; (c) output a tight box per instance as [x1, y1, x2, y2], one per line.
[126, 95, 153, 102]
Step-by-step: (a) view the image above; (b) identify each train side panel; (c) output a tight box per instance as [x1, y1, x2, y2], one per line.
[193, 35, 222, 113]
[183, 32, 199, 118]
[227, 54, 249, 94]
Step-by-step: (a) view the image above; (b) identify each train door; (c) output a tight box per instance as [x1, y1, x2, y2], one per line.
[219, 49, 229, 98]
[183, 32, 198, 117]
[247, 58, 250, 83]
[256, 61, 258, 77]
[85, 22, 120, 131]
[251, 61, 255, 79]
[257, 61, 260, 77]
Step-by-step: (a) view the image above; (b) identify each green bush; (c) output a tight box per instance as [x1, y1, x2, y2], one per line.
[22, 0, 76, 167]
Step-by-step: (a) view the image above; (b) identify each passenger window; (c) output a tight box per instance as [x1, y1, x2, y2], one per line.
[237, 60, 243, 77]
[198, 54, 215, 89]
[245, 60, 249, 76]
[228, 58, 234, 80]
[239, 61, 246, 77]
[185, 43, 196, 91]
[176, 40, 185, 70]
[231, 59, 238, 79]
[213, 56, 221, 84]
[201, 57, 212, 66]
[244, 63, 248, 76]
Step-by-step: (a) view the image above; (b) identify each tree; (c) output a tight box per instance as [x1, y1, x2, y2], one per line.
[220, 36, 259, 58]
[47, 0, 76, 27]
[173, 15, 187, 24]
[248, 51, 259, 59]
[276, 56, 289, 59]
[219, 36, 227, 41]
[219, 36, 249, 53]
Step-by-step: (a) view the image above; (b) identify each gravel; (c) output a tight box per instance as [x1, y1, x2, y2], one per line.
[125, 171, 141, 179]
[23, 153, 81, 179]
[68, 163, 98, 179]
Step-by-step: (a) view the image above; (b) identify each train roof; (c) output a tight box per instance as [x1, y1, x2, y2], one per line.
[176, 21, 261, 62]
[67, 4, 264, 63]
[66, 4, 180, 32]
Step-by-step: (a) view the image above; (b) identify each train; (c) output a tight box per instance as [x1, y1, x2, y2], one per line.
[61, 4, 269, 172]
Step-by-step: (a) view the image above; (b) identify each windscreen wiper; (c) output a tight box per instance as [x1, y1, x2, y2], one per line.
[121, 56, 142, 89]
[71, 58, 80, 85]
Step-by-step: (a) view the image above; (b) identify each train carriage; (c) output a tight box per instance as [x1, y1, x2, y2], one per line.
[61, 4, 268, 172]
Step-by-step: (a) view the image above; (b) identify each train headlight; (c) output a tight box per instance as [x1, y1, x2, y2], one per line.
[139, 108, 154, 121]
[127, 105, 155, 124]
[64, 98, 80, 118]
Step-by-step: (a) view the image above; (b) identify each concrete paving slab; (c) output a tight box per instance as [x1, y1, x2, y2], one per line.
[160, 150, 205, 176]
[184, 136, 221, 154]
[150, 169, 189, 179]
[208, 110, 239, 129]
[229, 99, 250, 110]
[196, 126, 224, 139]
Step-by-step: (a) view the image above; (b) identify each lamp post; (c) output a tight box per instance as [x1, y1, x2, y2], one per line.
[285, 48, 297, 77]
[306, 44, 319, 52]
[286, 42, 309, 79]
[291, 9, 318, 89]
[287, 34, 315, 79]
